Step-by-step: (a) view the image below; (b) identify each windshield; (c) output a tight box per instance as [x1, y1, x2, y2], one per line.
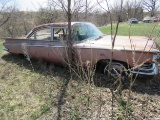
[72, 23, 103, 42]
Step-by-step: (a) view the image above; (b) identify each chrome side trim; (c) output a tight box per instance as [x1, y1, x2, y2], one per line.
[4, 42, 160, 53]
[131, 63, 159, 75]
[3, 48, 9, 51]
[23, 45, 159, 53]
[4, 44, 50, 47]
[73, 46, 160, 53]
[28, 45, 50, 47]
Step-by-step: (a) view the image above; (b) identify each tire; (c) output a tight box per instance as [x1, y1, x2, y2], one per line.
[104, 62, 128, 79]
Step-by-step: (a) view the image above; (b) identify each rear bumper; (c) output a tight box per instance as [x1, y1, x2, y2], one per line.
[131, 63, 159, 75]
[3, 48, 9, 51]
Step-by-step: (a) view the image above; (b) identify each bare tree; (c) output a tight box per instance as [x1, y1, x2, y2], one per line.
[1, 9, 21, 37]
[67, 0, 73, 67]
[47, 0, 73, 68]
[48, 0, 92, 65]
[142, 0, 159, 17]
[85, 0, 88, 21]
[124, 0, 143, 20]
[0, 9, 34, 37]
[36, 7, 64, 24]
[0, 0, 12, 27]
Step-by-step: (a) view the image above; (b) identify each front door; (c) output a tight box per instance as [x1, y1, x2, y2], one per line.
[48, 27, 67, 63]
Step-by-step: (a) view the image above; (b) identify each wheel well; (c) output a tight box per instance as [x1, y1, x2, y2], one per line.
[18, 53, 25, 58]
[96, 59, 130, 73]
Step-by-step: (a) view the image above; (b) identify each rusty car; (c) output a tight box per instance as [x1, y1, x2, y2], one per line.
[2, 22, 160, 76]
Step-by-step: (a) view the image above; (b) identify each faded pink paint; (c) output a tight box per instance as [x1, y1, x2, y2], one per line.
[2, 22, 159, 69]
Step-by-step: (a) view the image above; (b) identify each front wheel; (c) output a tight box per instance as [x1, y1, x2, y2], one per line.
[104, 62, 128, 79]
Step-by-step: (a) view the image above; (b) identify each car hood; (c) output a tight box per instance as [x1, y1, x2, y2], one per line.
[76, 35, 159, 53]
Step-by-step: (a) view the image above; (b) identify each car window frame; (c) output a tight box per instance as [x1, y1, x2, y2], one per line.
[26, 26, 68, 42]
[52, 26, 68, 42]
[26, 26, 52, 41]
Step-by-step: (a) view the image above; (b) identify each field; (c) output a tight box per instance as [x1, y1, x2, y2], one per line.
[99, 22, 160, 37]
[0, 22, 160, 119]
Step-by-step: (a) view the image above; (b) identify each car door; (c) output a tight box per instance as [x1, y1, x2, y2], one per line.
[72, 23, 94, 66]
[27, 27, 51, 60]
[72, 23, 103, 66]
[48, 27, 67, 63]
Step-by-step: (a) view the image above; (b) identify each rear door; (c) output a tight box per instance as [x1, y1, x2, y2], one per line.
[27, 27, 51, 60]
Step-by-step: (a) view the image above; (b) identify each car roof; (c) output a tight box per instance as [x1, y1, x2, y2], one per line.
[33, 22, 92, 30]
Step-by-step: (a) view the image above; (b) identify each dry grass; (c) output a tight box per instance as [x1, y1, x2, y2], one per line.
[0, 42, 160, 119]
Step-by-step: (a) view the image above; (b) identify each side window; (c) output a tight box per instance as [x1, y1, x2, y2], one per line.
[29, 33, 34, 39]
[36, 28, 51, 40]
[53, 28, 67, 41]
[27, 28, 51, 40]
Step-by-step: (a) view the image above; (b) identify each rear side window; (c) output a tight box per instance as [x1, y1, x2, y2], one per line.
[28, 34, 34, 39]
[36, 28, 51, 40]
[28, 27, 51, 40]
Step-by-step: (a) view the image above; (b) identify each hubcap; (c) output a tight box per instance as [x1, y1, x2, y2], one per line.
[104, 62, 126, 78]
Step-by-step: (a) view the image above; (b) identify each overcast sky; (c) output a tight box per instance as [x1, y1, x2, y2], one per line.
[12, 0, 115, 11]
[14, 0, 48, 11]
[10, 0, 153, 11]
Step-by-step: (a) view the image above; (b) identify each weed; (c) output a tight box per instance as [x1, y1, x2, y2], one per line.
[31, 110, 40, 120]
[68, 107, 80, 119]
[116, 101, 134, 120]
[40, 105, 50, 115]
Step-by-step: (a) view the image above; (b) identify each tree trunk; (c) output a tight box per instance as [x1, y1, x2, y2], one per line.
[85, 0, 88, 21]
[67, 0, 73, 67]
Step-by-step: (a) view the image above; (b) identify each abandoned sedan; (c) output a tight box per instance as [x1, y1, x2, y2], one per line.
[2, 22, 160, 76]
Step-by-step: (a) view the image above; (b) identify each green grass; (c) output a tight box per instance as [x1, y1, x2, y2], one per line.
[99, 22, 160, 36]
